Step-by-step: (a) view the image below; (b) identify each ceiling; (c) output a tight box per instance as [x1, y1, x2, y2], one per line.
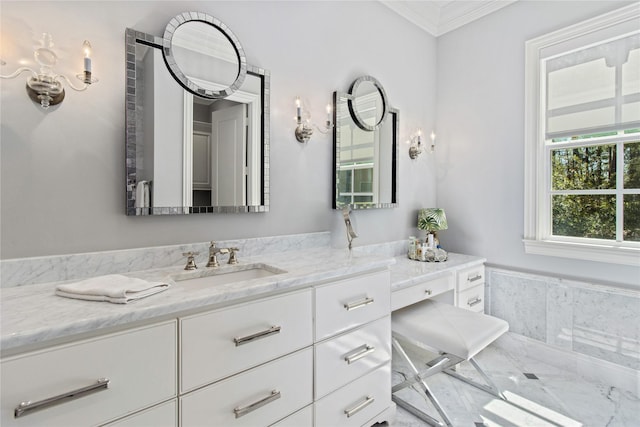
[380, 0, 518, 37]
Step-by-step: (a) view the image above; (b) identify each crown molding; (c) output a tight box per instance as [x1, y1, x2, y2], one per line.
[438, 0, 517, 35]
[380, 0, 518, 37]
[380, 0, 440, 35]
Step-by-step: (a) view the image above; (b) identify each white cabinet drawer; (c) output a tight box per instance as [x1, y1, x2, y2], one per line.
[180, 289, 313, 392]
[315, 316, 391, 398]
[180, 348, 313, 427]
[457, 285, 485, 313]
[105, 400, 177, 427]
[315, 270, 390, 341]
[0, 321, 177, 427]
[457, 264, 485, 292]
[391, 273, 454, 311]
[315, 362, 391, 427]
[271, 405, 313, 426]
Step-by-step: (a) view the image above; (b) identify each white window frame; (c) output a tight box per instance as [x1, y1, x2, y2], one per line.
[523, 4, 640, 266]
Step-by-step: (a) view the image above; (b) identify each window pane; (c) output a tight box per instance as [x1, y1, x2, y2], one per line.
[354, 196, 372, 204]
[551, 145, 616, 190]
[338, 170, 352, 193]
[624, 194, 640, 241]
[552, 194, 616, 239]
[337, 195, 351, 205]
[624, 141, 640, 189]
[354, 168, 373, 193]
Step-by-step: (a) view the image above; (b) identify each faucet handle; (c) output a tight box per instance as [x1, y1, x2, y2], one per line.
[228, 247, 239, 265]
[182, 251, 199, 270]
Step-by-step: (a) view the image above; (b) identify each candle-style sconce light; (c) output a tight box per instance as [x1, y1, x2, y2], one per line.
[294, 96, 332, 143]
[0, 33, 98, 109]
[409, 129, 436, 159]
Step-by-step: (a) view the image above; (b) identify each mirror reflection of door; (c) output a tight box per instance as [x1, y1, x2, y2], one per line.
[191, 99, 247, 207]
[211, 102, 246, 206]
[180, 76, 261, 210]
[192, 130, 211, 206]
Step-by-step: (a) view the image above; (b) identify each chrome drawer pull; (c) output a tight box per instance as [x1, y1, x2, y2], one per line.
[233, 390, 281, 418]
[468, 274, 483, 282]
[468, 297, 483, 307]
[14, 378, 110, 418]
[344, 344, 375, 364]
[344, 396, 375, 418]
[234, 325, 281, 346]
[344, 297, 374, 311]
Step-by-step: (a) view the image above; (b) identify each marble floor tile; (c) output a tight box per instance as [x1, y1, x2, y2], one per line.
[385, 339, 640, 427]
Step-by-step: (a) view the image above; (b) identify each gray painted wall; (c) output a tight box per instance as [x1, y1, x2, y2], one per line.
[0, 1, 437, 259]
[2, 1, 636, 288]
[435, 0, 639, 287]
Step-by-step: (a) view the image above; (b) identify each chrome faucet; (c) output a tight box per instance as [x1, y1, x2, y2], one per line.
[182, 251, 199, 270]
[206, 241, 229, 268]
[342, 206, 358, 250]
[227, 247, 239, 265]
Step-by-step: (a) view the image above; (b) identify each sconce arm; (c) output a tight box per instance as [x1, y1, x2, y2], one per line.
[312, 121, 333, 135]
[0, 67, 37, 80]
[57, 74, 89, 92]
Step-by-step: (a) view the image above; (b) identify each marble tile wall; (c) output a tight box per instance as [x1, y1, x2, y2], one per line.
[0, 232, 331, 288]
[486, 267, 640, 373]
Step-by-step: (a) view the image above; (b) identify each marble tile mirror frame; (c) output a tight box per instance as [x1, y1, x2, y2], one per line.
[333, 75, 399, 210]
[125, 12, 270, 216]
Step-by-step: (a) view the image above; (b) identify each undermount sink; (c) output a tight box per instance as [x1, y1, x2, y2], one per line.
[172, 264, 286, 289]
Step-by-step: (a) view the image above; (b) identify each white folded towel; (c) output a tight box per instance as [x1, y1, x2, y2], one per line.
[55, 274, 170, 304]
[135, 180, 150, 209]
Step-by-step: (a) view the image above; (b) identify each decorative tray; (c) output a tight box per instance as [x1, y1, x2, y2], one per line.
[408, 248, 448, 262]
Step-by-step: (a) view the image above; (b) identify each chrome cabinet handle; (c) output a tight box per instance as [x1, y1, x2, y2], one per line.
[468, 274, 483, 282]
[344, 297, 374, 311]
[468, 297, 482, 307]
[344, 396, 375, 418]
[233, 390, 281, 418]
[14, 378, 110, 418]
[344, 344, 375, 364]
[234, 325, 281, 346]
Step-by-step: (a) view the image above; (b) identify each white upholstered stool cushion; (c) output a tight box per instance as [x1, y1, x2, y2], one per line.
[392, 300, 509, 360]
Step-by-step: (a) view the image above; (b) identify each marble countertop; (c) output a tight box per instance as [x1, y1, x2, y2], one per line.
[0, 247, 484, 354]
[390, 252, 486, 291]
[0, 247, 394, 353]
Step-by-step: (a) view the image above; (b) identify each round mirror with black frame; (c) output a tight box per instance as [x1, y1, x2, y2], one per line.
[162, 11, 247, 99]
[347, 75, 389, 131]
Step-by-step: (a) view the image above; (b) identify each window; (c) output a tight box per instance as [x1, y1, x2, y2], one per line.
[524, 5, 640, 265]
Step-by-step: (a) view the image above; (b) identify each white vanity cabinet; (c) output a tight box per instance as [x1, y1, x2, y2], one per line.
[178, 289, 314, 425]
[0, 321, 177, 427]
[179, 289, 313, 392]
[105, 401, 177, 427]
[1, 266, 395, 427]
[314, 270, 393, 426]
[391, 272, 455, 311]
[456, 264, 486, 313]
[180, 348, 313, 427]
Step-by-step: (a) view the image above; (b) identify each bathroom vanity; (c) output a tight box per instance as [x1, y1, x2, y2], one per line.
[0, 246, 397, 427]
[0, 237, 485, 427]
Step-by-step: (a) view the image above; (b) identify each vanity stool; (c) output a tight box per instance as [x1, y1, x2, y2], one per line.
[391, 300, 509, 427]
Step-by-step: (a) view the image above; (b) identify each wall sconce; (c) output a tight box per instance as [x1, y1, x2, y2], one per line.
[408, 129, 436, 159]
[294, 96, 332, 143]
[0, 33, 97, 109]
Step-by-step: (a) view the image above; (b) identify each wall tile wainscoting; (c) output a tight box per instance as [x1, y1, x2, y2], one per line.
[486, 267, 639, 395]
